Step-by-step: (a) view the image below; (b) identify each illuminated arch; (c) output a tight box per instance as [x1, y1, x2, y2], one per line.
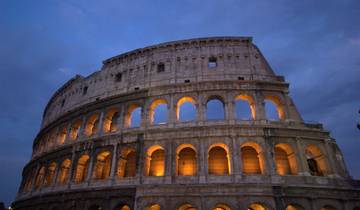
[235, 94, 256, 120]
[241, 142, 265, 174]
[94, 151, 112, 180]
[58, 158, 71, 185]
[206, 96, 225, 120]
[176, 144, 197, 176]
[176, 96, 197, 122]
[75, 154, 90, 183]
[286, 204, 305, 210]
[178, 203, 197, 210]
[117, 148, 137, 178]
[44, 162, 57, 187]
[149, 99, 168, 125]
[145, 204, 161, 210]
[57, 125, 68, 145]
[70, 119, 83, 140]
[305, 145, 328, 176]
[145, 145, 165, 176]
[103, 108, 120, 133]
[208, 143, 231, 175]
[264, 95, 285, 120]
[213, 203, 231, 210]
[84, 114, 100, 136]
[125, 104, 142, 128]
[34, 166, 46, 189]
[115, 204, 131, 210]
[247, 203, 271, 210]
[275, 143, 298, 175]
[321, 205, 337, 210]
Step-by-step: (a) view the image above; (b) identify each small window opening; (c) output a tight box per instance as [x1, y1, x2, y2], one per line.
[134, 87, 140, 91]
[157, 63, 165, 73]
[83, 86, 88, 95]
[184, 79, 190, 83]
[238, 76, 244, 80]
[208, 57, 217, 68]
[61, 99, 66, 107]
[115, 73, 122, 82]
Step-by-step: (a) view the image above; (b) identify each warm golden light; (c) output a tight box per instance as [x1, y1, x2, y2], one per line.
[208, 145, 230, 175]
[235, 94, 256, 119]
[176, 96, 196, 120]
[75, 155, 89, 183]
[149, 99, 168, 124]
[264, 95, 285, 120]
[177, 146, 197, 176]
[94, 151, 111, 179]
[103, 108, 119, 133]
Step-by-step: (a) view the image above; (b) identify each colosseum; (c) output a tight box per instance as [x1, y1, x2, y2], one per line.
[13, 37, 360, 210]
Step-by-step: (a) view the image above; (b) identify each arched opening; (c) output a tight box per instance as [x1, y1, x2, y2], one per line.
[57, 125, 68, 145]
[206, 98, 225, 120]
[264, 96, 285, 120]
[241, 145, 262, 174]
[149, 149, 165, 176]
[117, 205, 131, 210]
[70, 119, 83, 140]
[84, 114, 99, 136]
[305, 145, 328, 176]
[88, 205, 103, 210]
[178, 203, 197, 210]
[235, 95, 255, 120]
[75, 155, 90, 183]
[125, 104, 142, 128]
[117, 148, 137, 178]
[34, 166, 46, 189]
[208, 145, 230, 175]
[149, 99, 168, 125]
[353, 207, 360, 210]
[94, 151, 112, 180]
[103, 108, 120, 133]
[177, 97, 197, 122]
[286, 204, 305, 210]
[321, 205, 337, 210]
[213, 204, 231, 210]
[247, 203, 268, 210]
[58, 159, 71, 185]
[145, 204, 161, 210]
[47, 130, 57, 149]
[44, 162, 57, 187]
[177, 145, 197, 176]
[275, 144, 298, 175]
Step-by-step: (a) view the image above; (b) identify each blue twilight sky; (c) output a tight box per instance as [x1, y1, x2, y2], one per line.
[1, 0, 360, 206]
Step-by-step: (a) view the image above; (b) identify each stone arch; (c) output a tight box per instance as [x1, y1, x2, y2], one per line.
[74, 154, 90, 183]
[286, 204, 305, 210]
[88, 204, 103, 210]
[58, 158, 71, 185]
[44, 162, 57, 187]
[321, 205, 337, 210]
[94, 150, 112, 180]
[235, 94, 256, 120]
[84, 114, 100, 136]
[117, 147, 137, 178]
[264, 95, 285, 120]
[113, 202, 131, 210]
[145, 145, 165, 176]
[176, 144, 197, 176]
[241, 141, 265, 174]
[208, 143, 231, 175]
[247, 202, 272, 210]
[213, 203, 231, 210]
[125, 103, 142, 128]
[57, 125, 68, 145]
[103, 107, 120, 133]
[275, 143, 298, 175]
[34, 166, 46, 189]
[305, 144, 328, 176]
[176, 96, 197, 122]
[206, 95, 225, 120]
[70, 119, 83, 140]
[177, 203, 197, 210]
[149, 98, 168, 125]
[145, 203, 161, 210]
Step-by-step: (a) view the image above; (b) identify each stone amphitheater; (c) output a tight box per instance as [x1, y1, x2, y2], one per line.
[13, 37, 360, 210]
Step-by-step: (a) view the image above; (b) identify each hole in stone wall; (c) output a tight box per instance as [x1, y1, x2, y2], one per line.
[157, 63, 165, 73]
[115, 73, 122, 82]
[208, 57, 217, 68]
[83, 86, 88, 95]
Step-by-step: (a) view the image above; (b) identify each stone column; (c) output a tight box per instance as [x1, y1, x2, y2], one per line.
[231, 136, 241, 176]
[68, 148, 76, 186]
[168, 94, 176, 126]
[198, 102, 206, 122]
[97, 110, 105, 135]
[86, 149, 95, 183]
[323, 139, 337, 177]
[295, 137, 310, 176]
[254, 92, 266, 120]
[78, 115, 87, 140]
[30, 164, 40, 193]
[199, 139, 206, 183]
[110, 143, 118, 179]
[64, 123, 72, 144]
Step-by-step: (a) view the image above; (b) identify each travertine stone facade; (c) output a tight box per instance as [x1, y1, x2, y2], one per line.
[13, 37, 360, 210]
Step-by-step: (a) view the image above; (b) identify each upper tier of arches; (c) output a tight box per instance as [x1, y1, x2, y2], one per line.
[34, 91, 303, 157]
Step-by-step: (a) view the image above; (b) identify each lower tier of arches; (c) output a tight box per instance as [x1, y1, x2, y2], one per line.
[12, 184, 360, 210]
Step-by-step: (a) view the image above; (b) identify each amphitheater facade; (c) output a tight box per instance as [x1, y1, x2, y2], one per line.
[13, 37, 360, 210]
